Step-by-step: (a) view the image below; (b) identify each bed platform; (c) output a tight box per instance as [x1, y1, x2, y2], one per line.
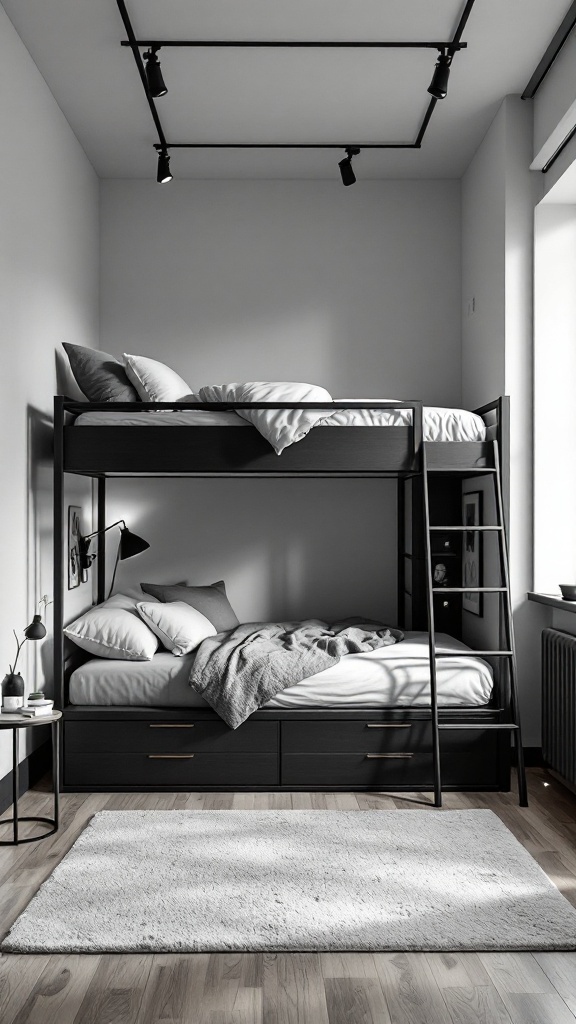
[53, 396, 525, 804]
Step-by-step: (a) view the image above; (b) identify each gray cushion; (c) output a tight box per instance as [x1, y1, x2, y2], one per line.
[63, 343, 139, 403]
[140, 580, 240, 633]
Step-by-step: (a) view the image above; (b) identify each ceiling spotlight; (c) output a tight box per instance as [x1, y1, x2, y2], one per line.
[338, 147, 361, 187]
[428, 50, 452, 100]
[144, 47, 167, 98]
[156, 148, 173, 184]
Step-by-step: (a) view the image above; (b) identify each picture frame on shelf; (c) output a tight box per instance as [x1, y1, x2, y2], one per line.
[462, 490, 483, 616]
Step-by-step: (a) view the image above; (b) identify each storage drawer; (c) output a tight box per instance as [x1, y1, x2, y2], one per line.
[66, 752, 278, 788]
[65, 720, 277, 754]
[282, 737, 500, 789]
[282, 753, 430, 788]
[282, 720, 426, 754]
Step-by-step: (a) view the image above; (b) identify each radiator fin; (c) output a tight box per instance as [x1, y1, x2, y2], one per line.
[542, 628, 576, 785]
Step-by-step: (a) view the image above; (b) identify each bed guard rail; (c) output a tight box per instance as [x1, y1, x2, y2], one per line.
[55, 396, 426, 463]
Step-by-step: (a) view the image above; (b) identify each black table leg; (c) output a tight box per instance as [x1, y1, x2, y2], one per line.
[52, 720, 60, 829]
[12, 728, 19, 845]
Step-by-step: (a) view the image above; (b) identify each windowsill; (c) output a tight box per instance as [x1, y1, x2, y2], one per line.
[528, 592, 576, 613]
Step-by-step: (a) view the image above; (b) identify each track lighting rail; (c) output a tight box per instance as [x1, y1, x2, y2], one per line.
[121, 40, 467, 50]
[116, 0, 476, 181]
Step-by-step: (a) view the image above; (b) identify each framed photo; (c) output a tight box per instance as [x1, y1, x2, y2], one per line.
[68, 505, 82, 590]
[462, 491, 483, 616]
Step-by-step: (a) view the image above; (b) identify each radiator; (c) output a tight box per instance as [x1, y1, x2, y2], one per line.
[542, 628, 576, 785]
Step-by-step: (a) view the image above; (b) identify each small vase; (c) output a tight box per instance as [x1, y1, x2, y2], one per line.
[2, 673, 25, 712]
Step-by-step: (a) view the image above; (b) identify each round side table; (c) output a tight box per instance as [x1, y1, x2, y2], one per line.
[0, 710, 61, 845]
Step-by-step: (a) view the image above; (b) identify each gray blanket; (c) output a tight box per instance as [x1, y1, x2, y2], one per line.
[189, 618, 404, 728]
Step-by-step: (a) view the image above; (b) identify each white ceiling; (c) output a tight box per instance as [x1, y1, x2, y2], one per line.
[1, 0, 572, 180]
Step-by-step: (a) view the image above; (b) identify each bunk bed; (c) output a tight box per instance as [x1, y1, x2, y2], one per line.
[53, 395, 526, 806]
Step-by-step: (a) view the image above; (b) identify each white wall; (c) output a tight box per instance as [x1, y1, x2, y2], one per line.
[100, 180, 461, 624]
[0, 7, 99, 784]
[461, 96, 542, 746]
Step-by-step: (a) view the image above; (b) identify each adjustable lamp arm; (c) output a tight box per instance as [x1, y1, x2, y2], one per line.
[82, 519, 127, 544]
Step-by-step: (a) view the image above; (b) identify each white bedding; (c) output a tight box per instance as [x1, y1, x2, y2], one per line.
[74, 405, 487, 443]
[69, 631, 493, 709]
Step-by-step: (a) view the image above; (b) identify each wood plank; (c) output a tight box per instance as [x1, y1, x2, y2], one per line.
[373, 952, 449, 1024]
[7, 954, 101, 1024]
[263, 954, 330, 1024]
[324, 976, 391, 1024]
[534, 953, 576, 1016]
[441, 984, 515, 1024]
[139, 953, 210, 1023]
[71, 953, 153, 1024]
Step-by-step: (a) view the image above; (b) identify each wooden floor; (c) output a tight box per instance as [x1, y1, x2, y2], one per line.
[1, 770, 576, 1023]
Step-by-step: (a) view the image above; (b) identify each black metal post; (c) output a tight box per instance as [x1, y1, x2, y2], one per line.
[12, 729, 19, 845]
[52, 720, 60, 829]
[97, 478, 107, 605]
[53, 397, 65, 711]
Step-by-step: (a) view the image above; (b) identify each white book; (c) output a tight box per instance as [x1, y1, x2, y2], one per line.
[21, 705, 54, 717]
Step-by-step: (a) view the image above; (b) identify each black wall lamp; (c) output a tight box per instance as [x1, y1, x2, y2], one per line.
[78, 520, 150, 598]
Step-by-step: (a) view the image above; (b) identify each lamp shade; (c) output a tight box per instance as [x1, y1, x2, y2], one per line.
[145, 51, 167, 98]
[119, 528, 150, 560]
[157, 150, 172, 184]
[428, 53, 451, 99]
[338, 157, 356, 186]
[23, 615, 47, 640]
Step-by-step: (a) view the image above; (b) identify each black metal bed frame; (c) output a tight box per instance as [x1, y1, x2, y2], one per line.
[53, 394, 525, 804]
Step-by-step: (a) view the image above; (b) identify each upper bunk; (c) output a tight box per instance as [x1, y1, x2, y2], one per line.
[55, 396, 508, 478]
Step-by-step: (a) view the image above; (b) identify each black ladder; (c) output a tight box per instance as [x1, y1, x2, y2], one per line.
[421, 439, 528, 808]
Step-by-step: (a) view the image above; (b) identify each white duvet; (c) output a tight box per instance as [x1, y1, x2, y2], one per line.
[195, 382, 486, 452]
[197, 381, 334, 454]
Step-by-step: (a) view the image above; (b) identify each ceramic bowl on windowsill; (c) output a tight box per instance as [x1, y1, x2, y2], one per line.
[559, 584, 576, 601]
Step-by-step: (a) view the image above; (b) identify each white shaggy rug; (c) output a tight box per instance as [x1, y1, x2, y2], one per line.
[3, 809, 576, 953]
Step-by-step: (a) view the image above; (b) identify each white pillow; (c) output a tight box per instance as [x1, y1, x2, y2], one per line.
[136, 600, 217, 656]
[64, 594, 159, 661]
[124, 354, 192, 402]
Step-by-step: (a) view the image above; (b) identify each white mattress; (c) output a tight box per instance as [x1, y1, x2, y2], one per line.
[68, 632, 493, 709]
[74, 406, 487, 443]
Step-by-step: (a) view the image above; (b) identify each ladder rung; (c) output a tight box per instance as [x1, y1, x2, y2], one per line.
[437, 723, 519, 731]
[434, 650, 513, 657]
[427, 468, 497, 474]
[429, 526, 502, 532]
[432, 587, 506, 593]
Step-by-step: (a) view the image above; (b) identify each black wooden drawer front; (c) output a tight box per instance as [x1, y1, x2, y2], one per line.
[282, 720, 427, 754]
[66, 752, 278, 788]
[281, 748, 499, 788]
[282, 753, 428, 787]
[65, 720, 277, 754]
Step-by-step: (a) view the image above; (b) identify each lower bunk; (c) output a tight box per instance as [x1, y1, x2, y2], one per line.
[62, 631, 511, 793]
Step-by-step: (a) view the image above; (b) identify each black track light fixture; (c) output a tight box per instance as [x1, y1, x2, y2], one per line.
[156, 148, 173, 184]
[338, 147, 361, 186]
[144, 46, 168, 98]
[428, 49, 452, 100]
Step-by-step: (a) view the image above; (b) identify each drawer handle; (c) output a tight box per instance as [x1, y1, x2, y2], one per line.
[366, 724, 412, 729]
[147, 754, 195, 759]
[365, 753, 414, 759]
[149, 724, 195, 729]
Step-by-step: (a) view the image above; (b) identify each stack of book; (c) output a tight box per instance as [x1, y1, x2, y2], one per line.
[20, 698, 54, 718]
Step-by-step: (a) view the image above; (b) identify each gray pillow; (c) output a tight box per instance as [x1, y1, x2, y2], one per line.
[140, 580, 240, 633]
[63, 343, 139, 403]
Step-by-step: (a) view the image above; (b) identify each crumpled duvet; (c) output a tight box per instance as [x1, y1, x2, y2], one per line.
[197, 380, 333, 454]
[189, 618, 404, 728]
